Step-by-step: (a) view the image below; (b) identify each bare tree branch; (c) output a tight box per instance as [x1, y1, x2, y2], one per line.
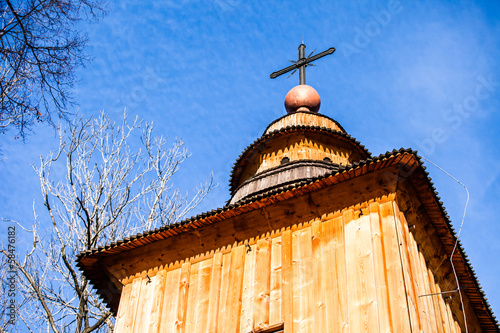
[0, 0, 107, 138]
[1, 111, 216, 332]
[0, 250, 59, 333]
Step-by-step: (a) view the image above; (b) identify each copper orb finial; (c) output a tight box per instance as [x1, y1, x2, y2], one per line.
[284, 85, 321, 113]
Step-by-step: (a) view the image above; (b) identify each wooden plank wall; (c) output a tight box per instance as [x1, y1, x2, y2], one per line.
[257, 136, 354, 175]
[114, 200, 471, 333]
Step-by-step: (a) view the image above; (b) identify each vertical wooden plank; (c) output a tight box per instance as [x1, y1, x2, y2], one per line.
[405, 231, 433, 333]
[223, 245, 246, 333]
[124, 277, 143, 331]
[445, 300, 458, 333]
[344, 209, 359, 332]
[269, 236, 282, 326]
[240, 243, 256, 333]
[368, 202, 392, 333]
[330, 215, 349, 332]
[379, 201, 411, 332]
[427, 268, 446, 333]
[114, 282, 133, 333]
[254, 237, 272, 330]
[184, 262, 199, 333]
[345, 208, 380, 332]
[206, 253, 223, 333]
[134, 275, 156, 332]
[176, 262, 191, 333]
[419, 253, 441, 333]
[292, 226, 313, 332]
[321, 218, 335, 332]
[159, 268, 181, 333]
[453, 318, 461, 333]
[216, 252, 232, 333]
[148, 270, 167, 333]
[195, 258, 213, 333]
[397, 210, 424, 333]
[281, 229, 293, 333]
[434, 281, 452, 333]
[312, 220, 326, 333]
[394, 206, 422, 333]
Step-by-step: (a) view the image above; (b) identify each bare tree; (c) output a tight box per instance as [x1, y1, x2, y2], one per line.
[1, 112, 215, 332]
[0, 0, 106, 138]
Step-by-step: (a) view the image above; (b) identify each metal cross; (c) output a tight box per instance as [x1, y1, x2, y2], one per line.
[270, 44, 335, 85]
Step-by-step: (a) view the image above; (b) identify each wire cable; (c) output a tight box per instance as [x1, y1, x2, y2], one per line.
[421, 156, 469, 333]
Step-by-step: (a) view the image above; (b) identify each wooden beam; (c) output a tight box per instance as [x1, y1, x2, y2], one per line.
[269, 236, 282, 326]
[312, 220, 326, 332]
[223, 245, 246, 332]
[148, 270, 166, 332]
[254, 237, 272, 330]
[396, 207, 423, 332]
[344, 208, 379, 332]
[216, 252, 232, 333]
[331, 215, 348, 332]
[368, 202, 393, 332]
[206, 253, 223, 332]
[184, 262, 199, 333]
[281, 229, 293, 333]
[124, 278, 142, 331]
[158, 268, 181, 332]
[176, 262, 191, 333]
[133, 275, 155, 332]
[197, 258, 213, 332]
[114, 281, 132, 332]
[379, 201, 411, 332]
[292, 225, 313, 332]
[240, 242, 256, 332]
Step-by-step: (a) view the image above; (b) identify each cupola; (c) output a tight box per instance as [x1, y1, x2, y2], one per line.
[228, 85, 370, 204]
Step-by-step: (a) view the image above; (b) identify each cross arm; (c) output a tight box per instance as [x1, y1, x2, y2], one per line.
[270, 63, 298, 79]
[306, 47, 335, 63]
[269, 47, 336, 79]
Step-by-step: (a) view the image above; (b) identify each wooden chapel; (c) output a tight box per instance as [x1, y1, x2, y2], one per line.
[77, 46, 499, 333]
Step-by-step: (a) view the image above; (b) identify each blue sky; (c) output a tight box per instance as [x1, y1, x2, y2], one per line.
[1, 0, 500, 321]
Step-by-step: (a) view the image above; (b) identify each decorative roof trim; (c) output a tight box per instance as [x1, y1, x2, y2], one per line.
[263, 110, 347, 134]
[229, 159, 340, 204]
